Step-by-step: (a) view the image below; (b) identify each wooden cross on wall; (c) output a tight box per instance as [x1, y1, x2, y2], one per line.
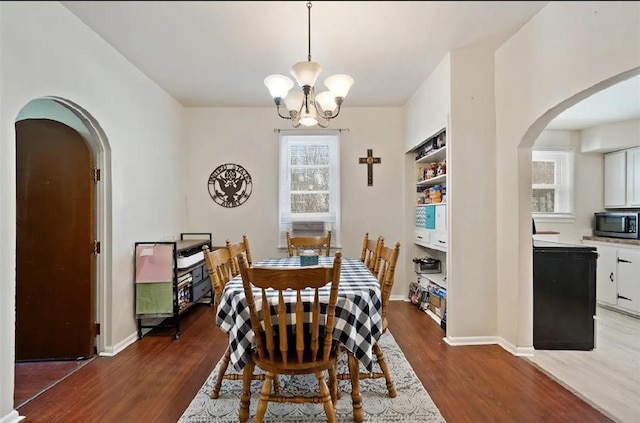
[359, 149, 381, 186]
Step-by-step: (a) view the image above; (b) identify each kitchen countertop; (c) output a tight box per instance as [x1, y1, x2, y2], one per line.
[582, 236, 640, 247]
[534, 239, 596, 250]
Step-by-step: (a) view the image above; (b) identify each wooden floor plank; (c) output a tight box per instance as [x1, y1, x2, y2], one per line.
[15, 301, 611, 422]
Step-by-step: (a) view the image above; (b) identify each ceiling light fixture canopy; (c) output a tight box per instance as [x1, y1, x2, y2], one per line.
[264, 1, 354, 128]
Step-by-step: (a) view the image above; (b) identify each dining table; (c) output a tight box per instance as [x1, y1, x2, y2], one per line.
[216, 255, 383, 423]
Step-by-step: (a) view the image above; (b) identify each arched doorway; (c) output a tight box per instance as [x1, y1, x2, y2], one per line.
[518, 68, 640, 422]
[13, 97, 111, 405]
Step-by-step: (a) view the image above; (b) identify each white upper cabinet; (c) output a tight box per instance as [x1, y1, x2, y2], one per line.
[627, 147, 640, 207]
[604, 147, 640, 208]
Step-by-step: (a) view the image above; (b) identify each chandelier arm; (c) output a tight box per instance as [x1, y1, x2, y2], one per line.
[315, 113, 329, 128]
[274, 99, 293, 120]
[329, 104, 342, 119]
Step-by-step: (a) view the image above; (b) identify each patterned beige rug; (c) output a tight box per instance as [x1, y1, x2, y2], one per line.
[179, 331, 445, 422]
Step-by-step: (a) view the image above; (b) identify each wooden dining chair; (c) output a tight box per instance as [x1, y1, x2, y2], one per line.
[237, 251, 343, 423]
[338, 241, 400, 398]
[286, 230, 331, 257]
[225, 234, 252, 277]
[202, 245, 269, 400]
[360, 232, 384, 276]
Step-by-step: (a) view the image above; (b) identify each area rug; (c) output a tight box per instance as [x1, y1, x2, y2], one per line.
[179, 331, 446, 422]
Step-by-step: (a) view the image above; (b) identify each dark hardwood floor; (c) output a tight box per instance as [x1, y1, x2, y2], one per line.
[15, 301, 611, 423]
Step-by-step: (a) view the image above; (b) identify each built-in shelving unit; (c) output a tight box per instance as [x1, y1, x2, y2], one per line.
[410, 127, 448, 330]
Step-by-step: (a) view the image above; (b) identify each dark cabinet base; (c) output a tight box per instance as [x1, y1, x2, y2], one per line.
[533, 243, 597, 351]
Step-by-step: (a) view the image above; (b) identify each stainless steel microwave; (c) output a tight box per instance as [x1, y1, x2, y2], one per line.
[593, 212, 640, 239]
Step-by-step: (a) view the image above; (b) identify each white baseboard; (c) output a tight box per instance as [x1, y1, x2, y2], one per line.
[99, 331, 138, 357]
[497, 337, 534, 356]
[392, 299, 536, 357]
[444, 335, 502, 346]
[389, 294, 406, 301]
[444, 335, 534, 357]
[0, 410, 24, 423]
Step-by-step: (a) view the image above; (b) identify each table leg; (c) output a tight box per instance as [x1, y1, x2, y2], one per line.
[239, 360, 255, 422]
[347, 353, 363, 423]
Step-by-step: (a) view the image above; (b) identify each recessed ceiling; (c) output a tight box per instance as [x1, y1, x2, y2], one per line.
[61, 1, 548, 108]
[547, 75, 640, 130]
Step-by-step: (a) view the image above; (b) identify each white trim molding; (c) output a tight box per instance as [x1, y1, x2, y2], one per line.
[98, 332, 138, 357]
[0, 410, 24, 423]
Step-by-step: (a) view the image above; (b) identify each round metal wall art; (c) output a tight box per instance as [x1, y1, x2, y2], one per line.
[208, 163, 252, 208]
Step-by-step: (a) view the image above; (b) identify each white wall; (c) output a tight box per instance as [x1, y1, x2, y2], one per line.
[183, 106, 407, 291]
[533, 130, 604, 243]
[581, 118, 640, 153]
[495, 1, 640, 350]
[404, 54, 451, 153]
[403, 55, 451, 308]
[0, 2, 187, 420]
[404, 34, 508, 342]
[447, 35, 503, 339]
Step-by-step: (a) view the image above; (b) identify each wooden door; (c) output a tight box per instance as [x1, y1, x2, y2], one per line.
[16, 119, 95, 361]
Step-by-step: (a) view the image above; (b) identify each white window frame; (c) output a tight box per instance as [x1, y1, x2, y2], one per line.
[278, 131, 341, 249]
[532, 147, 575, 222]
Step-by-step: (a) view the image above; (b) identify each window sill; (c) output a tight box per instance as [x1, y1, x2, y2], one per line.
[532, 214, 575, 224]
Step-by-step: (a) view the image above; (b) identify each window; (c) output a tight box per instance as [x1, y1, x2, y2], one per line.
[531, 148, 574, 221]
[279, 132, 341, 248]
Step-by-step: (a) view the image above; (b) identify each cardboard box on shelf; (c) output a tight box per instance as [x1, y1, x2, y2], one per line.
[428, 297, 446, 318]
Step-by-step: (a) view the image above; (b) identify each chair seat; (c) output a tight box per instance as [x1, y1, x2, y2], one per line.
[253, 350, 338, 375]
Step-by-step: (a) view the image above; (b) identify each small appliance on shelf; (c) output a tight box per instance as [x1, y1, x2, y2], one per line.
[412, 257, 441, 274]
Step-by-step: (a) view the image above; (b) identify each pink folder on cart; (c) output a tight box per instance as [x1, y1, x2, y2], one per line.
[135, 244, 174, 283]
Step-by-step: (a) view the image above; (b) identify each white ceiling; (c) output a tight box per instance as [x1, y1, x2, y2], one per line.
[547, 75, 640, 130]
[60, 1, 638, 130]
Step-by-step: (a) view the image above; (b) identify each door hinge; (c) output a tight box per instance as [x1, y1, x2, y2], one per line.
[93, 168, 101, 184]
[95, 322, 101, 336]
[93, 240, 101, 255]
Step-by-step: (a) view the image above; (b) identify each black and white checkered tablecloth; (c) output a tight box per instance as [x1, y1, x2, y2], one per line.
[216, 256, 383, 373]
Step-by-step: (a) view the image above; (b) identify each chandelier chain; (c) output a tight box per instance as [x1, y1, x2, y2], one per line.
[307, 1, 312, 62]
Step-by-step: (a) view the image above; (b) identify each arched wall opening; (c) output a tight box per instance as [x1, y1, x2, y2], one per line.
[516, 67, 640, 350]
[15, 97, 112, 354]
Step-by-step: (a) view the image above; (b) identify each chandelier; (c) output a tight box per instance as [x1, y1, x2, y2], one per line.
[264, 1, 354, 128]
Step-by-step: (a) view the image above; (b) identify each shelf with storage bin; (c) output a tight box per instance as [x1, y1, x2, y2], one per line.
[134, 232, 214, 340]
[415, 203, 447, 252]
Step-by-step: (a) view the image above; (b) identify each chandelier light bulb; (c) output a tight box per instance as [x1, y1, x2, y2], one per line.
[315, 91, 338, 114]
[299, 109, 319, 127]
[290, 61, 322, 88]
[264, 75, 294, 99]
[284, 91, 304, 114]
[324, 74, 355, 99]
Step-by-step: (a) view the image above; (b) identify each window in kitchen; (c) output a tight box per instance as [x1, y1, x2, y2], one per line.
[532, 147, 574, 221]
[278, 132, 341, 249]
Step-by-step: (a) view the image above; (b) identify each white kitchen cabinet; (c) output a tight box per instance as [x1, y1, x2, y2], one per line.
[584, 240, 640, 317]
[594, 245, 618, 305]
[616, 249, 640, 314]
[604, 147, 640, 208]
[604, 150, 627, 207]
[627, 147, 640, 207]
